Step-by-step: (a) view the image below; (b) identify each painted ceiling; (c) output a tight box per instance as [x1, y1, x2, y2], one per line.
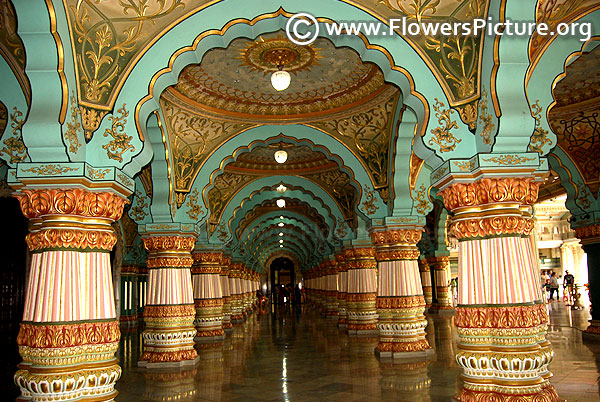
[236, 198, 330, 240]
[549, 45, 600, 196]
[204, 143, 359, 233]
[172, 33, 388, 119]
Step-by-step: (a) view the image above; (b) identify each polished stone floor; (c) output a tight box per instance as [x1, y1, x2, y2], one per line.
[114, 301, 600, 402]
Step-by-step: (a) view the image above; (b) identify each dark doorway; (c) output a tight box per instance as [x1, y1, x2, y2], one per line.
[0, 196, 28, 399]
[270, 257, 295, 304]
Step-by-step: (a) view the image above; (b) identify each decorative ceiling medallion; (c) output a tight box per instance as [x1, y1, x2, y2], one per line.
[239, 36, 320, 74]
[171, 33, 389, 118]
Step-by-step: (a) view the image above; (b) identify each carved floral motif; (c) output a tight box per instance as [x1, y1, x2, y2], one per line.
[429, 98, 461, 152]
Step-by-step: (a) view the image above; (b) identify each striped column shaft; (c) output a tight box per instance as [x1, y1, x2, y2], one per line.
[191, 251, 224, 340]
[345, 246, 378, 335]
[371, 227, 431, 358]
[439, 177, 559, 402]
[427, 256, 454, 311]
[336, 253, 348, 328]
[241, 268, 251, 316]
[324, 259, 339, 319]
[418, 259, 433, 308]
[14, 188, 126, 402]
[220, 256, 233, 333]
[139, 233, 198, 368]
[229, 263, 244, 323]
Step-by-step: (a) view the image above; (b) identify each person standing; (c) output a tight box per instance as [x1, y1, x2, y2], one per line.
[548, 273, 559, 301]
[563, 270, 575, 305]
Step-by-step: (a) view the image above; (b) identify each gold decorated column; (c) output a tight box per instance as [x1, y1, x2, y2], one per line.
[191, 251, 224, 341]
[427, 256, 454, 313]
[220, 255, 233, 333]
[418, 259, 433, 308]
[438, 176, 559, 401]
[336, 253, 348, 329]
[370, 226, 432, 358]
[14, 188, 127, 402]
[324, 259, 339, 319]
[229, 263, 244, 323]
[139, 231, 198, 368]
[345, 246, 378, 335]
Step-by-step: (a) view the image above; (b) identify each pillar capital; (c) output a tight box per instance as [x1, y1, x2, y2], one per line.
[438, 176, 540, 240]
[15, 187, 128, 252]
[191, 250, 223, 274]
[369, 226, 423, 261]
[574, 223, 600, 245]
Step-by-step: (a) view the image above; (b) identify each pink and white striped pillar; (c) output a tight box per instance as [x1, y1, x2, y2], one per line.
[139, 231, 198, 368]
[14, 188, 127, 401]
[370, 226, 431, 358]
[191, 250, 224, 341]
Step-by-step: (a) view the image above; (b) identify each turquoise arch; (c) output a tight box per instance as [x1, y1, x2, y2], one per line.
[526, 12, 600, 156]
[243, 218, 328, 258]
[216, 177, 349, 243]
[250, 230, 314, 263]
[0, 55, 30, 166]
[238, 214, 331, 246]
[99, 0, 476, 176]
[232, 207, 335, 248]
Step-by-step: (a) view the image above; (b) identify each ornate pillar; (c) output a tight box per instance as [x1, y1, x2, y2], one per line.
[345, 246, 378, 335]
[242, 268, 251, 316]
[336, 253, 348, 329]
[325, 259, 339, 319]
[418, 258, 433, 308]
[14, 188, 126, 401]
[191, 251, 224, 341]
[229, 263, 244, 324]
[220, 256, 233, 333]
[576, 224, 600, 336]
[438, 176, 559, 401]
[370, 226, 432, 358]
[138, 229, 198, 368]
[427, 256, 454, 313]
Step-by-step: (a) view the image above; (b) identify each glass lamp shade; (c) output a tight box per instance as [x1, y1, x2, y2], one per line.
[280, 244, 284, 248]
[271, 70, 291, 91]
[276, 184, 287, 193]
[279, 232, 284, 237]
[277, 199, 286, 208]
[279, 239, 284, 243]
[274, 150, 288, 164]
[278, 222, 284, 227]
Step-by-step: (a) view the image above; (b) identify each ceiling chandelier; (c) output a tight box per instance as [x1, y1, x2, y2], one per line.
[274, 149, 288, 164]
[277, 199, 286, 208]
[262, 48, 296, 91]
[276, 183, 287, 193]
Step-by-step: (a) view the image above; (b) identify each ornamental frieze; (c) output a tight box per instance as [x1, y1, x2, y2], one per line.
[370, 228, 423, 246]
[146, 256, 194, 268]
[144, 304, 196, 318]
[17, 321, 120, 348]
[376, 296, 426, 309]
[438, 177, 541, 211]
[454, 304, 548, 329]
[15, 188, 127, 220]
[142, 235, 196, 252]
[26, 229, 117, 252]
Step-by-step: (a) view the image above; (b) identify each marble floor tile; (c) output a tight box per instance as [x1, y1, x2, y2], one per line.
[107, 302, 600, 401]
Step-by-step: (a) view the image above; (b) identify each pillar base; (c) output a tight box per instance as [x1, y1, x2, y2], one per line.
[138, 355, 200, 369]
[456, 384, 561, 402]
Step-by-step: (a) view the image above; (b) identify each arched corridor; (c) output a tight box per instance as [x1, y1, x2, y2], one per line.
[1, 1, 600, 401]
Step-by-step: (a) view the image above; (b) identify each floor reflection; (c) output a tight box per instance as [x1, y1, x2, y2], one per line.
[116, 302, 600, 401]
